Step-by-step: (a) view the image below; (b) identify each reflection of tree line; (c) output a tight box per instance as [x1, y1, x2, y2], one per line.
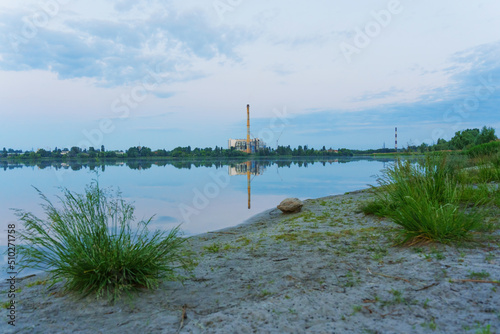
[0, 157, 396, 172]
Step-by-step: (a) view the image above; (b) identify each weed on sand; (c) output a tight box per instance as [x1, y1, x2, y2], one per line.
[15, 180, 195, 301]
[362, 155, 496, 245]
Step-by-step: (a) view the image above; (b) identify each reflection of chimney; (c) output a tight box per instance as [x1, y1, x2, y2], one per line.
[247, 161, 251, 209]
[246, 104, 251, 154]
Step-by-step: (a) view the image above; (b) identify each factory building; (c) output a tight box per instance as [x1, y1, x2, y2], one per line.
[228, 138, 265, 153]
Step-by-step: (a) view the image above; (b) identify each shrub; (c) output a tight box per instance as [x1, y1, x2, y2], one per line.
[15, 180, 195, 300]
[466, 141, 500, 158]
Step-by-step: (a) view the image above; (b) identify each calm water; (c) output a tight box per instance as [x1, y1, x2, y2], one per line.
[1, 157, 394, 278]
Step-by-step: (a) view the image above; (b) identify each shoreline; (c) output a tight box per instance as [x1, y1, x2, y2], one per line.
[2, 189, 499, 333]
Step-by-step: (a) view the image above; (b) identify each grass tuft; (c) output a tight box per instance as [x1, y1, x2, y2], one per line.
[368, 156, 488, 244]
[15, 179, 195, 301]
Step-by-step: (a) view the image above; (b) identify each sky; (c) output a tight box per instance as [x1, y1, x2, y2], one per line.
[0, 0, 499, 151]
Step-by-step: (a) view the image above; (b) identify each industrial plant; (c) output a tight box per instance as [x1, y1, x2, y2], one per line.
[228, 104, 266, 153]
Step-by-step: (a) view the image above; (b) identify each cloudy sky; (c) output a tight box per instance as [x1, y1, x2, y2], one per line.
[0, 0, 499, 151]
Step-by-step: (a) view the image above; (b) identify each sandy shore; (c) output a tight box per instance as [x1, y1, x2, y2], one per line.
[2, 189, 499, 333]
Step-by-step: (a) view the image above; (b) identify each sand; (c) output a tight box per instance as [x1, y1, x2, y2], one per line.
[2, 189, 499, 333]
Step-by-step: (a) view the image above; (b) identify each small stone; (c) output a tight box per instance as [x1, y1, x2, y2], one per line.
[277, 198, 303, 213]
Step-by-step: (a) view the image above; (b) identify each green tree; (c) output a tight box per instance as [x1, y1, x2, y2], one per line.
[450, 129, 480, 150]
[140, 146, 152, 157]
[297, 145, 304, 156]
[37, 149, 51, 158]
[476, 126, 497, 145]
[418, 143, 429, 153]
[68, 146, 82, 158]
[126, 147, 139, 158]
[88, 147, 97, 158]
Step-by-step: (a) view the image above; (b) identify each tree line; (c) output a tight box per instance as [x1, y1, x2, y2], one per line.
[401, 126, 497, 153]
[2, 126, 496, 160]
[1, 145, 355, 160]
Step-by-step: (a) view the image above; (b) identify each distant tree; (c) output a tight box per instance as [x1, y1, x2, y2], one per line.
[140, 146, 152, 157]
[101, 145, 105, 152]
[88, 147, 97, 158]
[126, 147, 139, 158]
[476, 126, 497, 145]
[105, 151, 117, 158]
[418, 143, 429, 153]
[297, 145, 304, 156]
[68, 146, 81, 158]
[37, 149, 51, 158]
[154, 149, 168, 157]
[450, 129, 480, 150]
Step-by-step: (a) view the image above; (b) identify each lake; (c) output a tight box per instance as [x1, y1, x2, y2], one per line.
[1, 157, 394, 278]
[0, 157, 396, 237]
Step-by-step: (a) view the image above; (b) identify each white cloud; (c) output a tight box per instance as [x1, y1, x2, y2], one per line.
[0, 0, 499, 150]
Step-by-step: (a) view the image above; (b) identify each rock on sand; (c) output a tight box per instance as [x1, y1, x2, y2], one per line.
[277, 198, 303, 213]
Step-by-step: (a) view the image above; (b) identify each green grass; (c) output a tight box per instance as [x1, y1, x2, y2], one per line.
[203, 242, 222, 253]
[367, 156, 489, 244]
[359, 200, 386, 216]
[1, 301, 12, 309]
[466, 141, 500, 158]
[26, 279, 48, 288]
[203, 242, 239, 253]
[476, 324, 492, 334]
[15, 179, 195, 301]
[467, 271, 491, 280]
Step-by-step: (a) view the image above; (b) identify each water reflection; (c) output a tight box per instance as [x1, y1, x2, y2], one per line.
[1, 157, 402, 241]
[0, 157, 396, 172]
[0, 157, 398, 215]
[228, 161, 267, 209]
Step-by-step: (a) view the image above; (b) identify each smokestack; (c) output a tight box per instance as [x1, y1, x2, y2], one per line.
[395, 127, 398, 151]
[246, 104, 251, 153]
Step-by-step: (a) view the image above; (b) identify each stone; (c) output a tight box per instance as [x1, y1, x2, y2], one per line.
[277, 198, 303, 213]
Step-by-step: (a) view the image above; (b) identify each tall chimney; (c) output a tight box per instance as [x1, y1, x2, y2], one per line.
[246, 104, 251, 153]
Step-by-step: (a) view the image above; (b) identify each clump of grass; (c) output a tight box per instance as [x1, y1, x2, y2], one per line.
[370, 157, 485, 244]
[203, 242, 222, 253]
[203, 242, 238, 253]
[359, 200, 386, 216]
[389, 195, 482, 244]
[467, 271, 491, 280]
[15, 180, 195, 301]
[26, 279, 47, 288]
